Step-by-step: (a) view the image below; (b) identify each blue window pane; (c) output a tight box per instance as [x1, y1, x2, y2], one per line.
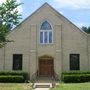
[40, 32, 43, 43]
[44, 32, 48, 43]
[40, 21, 52, 30]
[49, 32, 52, 43]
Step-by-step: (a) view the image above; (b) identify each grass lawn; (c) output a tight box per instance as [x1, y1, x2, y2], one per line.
[0, 83, 32, 90]
[50, 83, 90, 90]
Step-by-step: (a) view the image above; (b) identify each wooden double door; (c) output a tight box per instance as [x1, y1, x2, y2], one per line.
[39, 58, 54, 76]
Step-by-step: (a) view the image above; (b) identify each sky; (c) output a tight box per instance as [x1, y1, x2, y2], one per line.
[0, 0, 90, 28]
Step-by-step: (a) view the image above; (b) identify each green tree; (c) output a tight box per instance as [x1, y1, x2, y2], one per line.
[82, 26, 90, 34]
[0, 0, 22, 47]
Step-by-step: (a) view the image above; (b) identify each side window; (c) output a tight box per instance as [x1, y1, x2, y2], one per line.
[13, 54, 22, 70]
[70, 54, 80, 70]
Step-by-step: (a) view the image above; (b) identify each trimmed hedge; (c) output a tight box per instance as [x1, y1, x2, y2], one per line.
[0, 75, 24, 83]
[0, 71, 27, 79]
[62, 71, 90, 75]
[62, 71, 90, 83]
[0, 71, 28, 83]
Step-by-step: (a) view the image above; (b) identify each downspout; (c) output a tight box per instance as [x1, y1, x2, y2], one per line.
[61, 24, 63, 72]
[87, 35, 89, 71]
[61, 24, 63, 81]
[3, 45, 5, 70]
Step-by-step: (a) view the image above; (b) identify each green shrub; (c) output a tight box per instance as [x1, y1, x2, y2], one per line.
[0, 71, 28, 83]
[62, 75, 80, 83]
[0, 71, 28, 80]
[0, 75, 24, 83]
[62, 71, 90, 75]
[62, 71, 90, 83]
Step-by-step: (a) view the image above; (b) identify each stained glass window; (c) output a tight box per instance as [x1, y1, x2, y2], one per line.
[40, 21, 53, 44]
[40, 21, 52, 30]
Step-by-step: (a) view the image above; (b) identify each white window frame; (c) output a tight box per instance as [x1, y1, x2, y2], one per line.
[39, 21, 53, 44]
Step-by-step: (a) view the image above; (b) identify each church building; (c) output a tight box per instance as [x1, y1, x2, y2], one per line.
[0, 3, 90, 80]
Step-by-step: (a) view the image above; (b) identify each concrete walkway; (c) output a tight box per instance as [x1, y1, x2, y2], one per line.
[34, 88, 49, 90]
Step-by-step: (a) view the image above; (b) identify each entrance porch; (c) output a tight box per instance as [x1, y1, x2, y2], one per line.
[31, 55, 60, 84]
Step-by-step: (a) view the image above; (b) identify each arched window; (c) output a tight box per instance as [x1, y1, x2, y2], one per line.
[40, 21, 53, 44]
[40, 21, 52, 30]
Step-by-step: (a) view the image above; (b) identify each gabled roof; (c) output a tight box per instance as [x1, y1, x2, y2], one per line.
[13, 2, 88, 35]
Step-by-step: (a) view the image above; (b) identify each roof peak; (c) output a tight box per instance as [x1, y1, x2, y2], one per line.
[42, 2, 51, 6]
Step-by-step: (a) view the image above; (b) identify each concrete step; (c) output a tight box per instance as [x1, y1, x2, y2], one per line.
[35, 85, 50, 88]
[33, 83, 52, 88]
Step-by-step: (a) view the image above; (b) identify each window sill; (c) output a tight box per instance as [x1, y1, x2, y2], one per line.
[39, 43, 54, 46]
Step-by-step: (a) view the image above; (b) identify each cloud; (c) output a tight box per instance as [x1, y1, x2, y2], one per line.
[59, 11, 64, 15]
[0, 0, 6, 4]
[17, 0, 23, 13]
[52, 0, 90, 9]
[0, 0, 23, 13]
